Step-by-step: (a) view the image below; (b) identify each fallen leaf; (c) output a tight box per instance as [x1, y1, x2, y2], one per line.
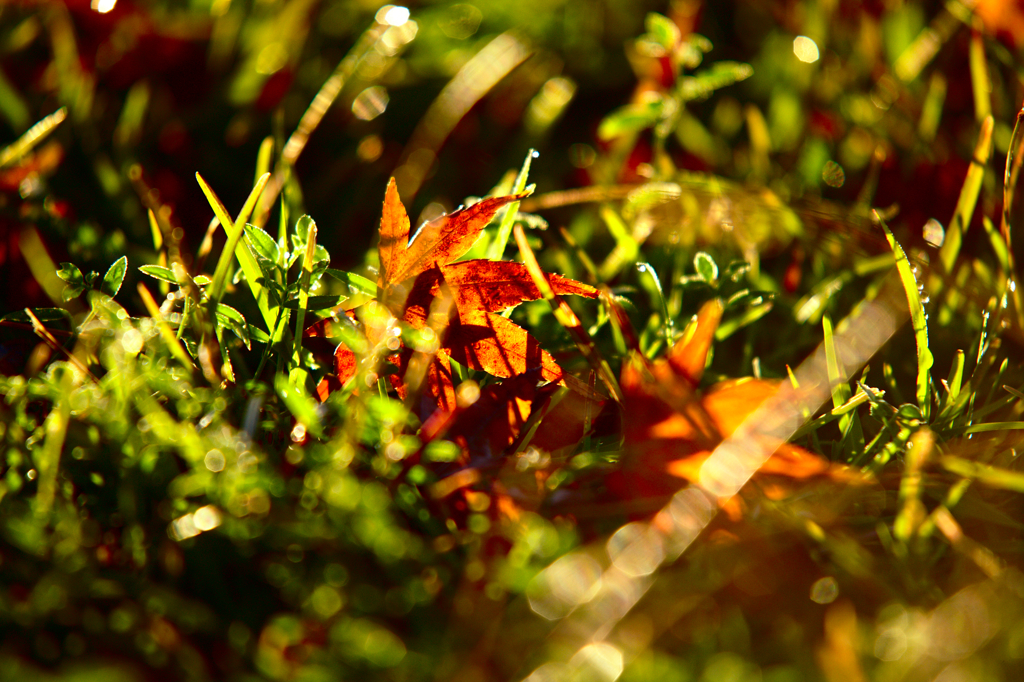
[616, 299, 857, 506]
[377, 177, 530, 308]
[313, 177, 598, 419]
[445, 307, 564, 382]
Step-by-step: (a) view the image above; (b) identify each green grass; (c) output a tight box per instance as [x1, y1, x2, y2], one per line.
[3, 2, 1024, 681]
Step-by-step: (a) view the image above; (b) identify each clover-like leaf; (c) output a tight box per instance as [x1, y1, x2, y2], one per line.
[101, 256, 128, 298]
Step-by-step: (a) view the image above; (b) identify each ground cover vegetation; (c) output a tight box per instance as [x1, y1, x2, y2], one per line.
[2, 0, 1024, 680]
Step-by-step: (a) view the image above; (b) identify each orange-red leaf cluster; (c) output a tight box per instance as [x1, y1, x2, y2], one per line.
[312, 178, 598, 416]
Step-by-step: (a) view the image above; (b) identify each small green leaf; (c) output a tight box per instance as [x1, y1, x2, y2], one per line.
[101, 256, 128, 298]
[597, 99, 665, 141]
[694, 252, 718, 284]
[325, 269, 377, 297]
[295, 214, 315, 244]
[62, 285, 85, 302]
[249, 325, 271, 343]
[282, 295, 346, 311]
[138, 265, 180, 285]
[644, 12, 681, 52]
[244, 223, 280, 264]
[56, 262, 83, 285]
[678, 61, 753, 102]
[215, 302, 246, 325]
[1, 308, 72, 324]
[215, 303, 251, 349]
[275, 373, 323, 438]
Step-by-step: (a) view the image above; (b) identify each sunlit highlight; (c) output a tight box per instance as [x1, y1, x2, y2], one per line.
[793, 36, 820, 63]
[520, 278, 909, 682]
[377, 5, 411, 26]
[91, 0, 117, 13]
[171, 505, 222, 540]
[352, 86, 390, 121]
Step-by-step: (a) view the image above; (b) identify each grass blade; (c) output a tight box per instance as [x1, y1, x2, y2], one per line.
[937, 115, 993, 280]
[198, 172, 273, 327]
[894, 427, 933, 542]
[514, 223, 622, 402]
[878, 212, 934, 420]
[969, 26, 991, 122]
[292, 219, 319, 373]
[942, 455, 1024, 492]
[0, 107, 66, 169]
[487, 149, 536, 261]
[137, 283, 194, 372]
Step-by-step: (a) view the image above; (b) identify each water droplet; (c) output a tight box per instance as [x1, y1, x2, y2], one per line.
[923, 218, 945, 247]
[352, 86, 389, 121]
[822, 160, 845, 188]
[531, 150, 540, 158]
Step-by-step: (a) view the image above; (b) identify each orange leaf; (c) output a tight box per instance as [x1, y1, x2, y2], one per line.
[667, 298, 723, 386]
[619, 325, 852, 503]
[426, 352, 457, 413]
[401, 261, 597, 329]
[442, 260, 598, 312]
[377, 177, 411, 292]
[376, 177, 528, 295]
[333, 342, 357, 385]
[444, 308, 563, 382]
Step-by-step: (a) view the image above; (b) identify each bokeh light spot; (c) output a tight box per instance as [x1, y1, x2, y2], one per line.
[793, 36, 820, 63]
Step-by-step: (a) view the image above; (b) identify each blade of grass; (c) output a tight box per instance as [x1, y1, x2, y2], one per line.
[137, 284, 195, 373]
[998, 103, 1024, 337]
[198, 172, 273, 326]
[969, 25, 991, 122]
[487, 149, 536, 260]
[935, 116, 993, 286]
[291, 219, 318, 386]
[963, 421, 1024, 434]
[148, 209, 170, 296]
[878, 212, 934, 421]
[893, 6, 960, 83]
[255, 135, 274, 184]
[36, 366, 71, 517]
[917, 72, 946, 143]
[637, 262, 672, 343]
[791, 387, 875, 441]
[0, 107, 66, 169]
[598, 206, 640, 281]
[941, 455, 1024, 492]
[937, 349, 966, 421]
[894, 427, 933, 542]
[395, 31, 530, 199]
[1001, 103, 1024, 253]
[513, 223, 622, 402]
[24, 308, 94, 381]
[823, 314, 852, 420]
